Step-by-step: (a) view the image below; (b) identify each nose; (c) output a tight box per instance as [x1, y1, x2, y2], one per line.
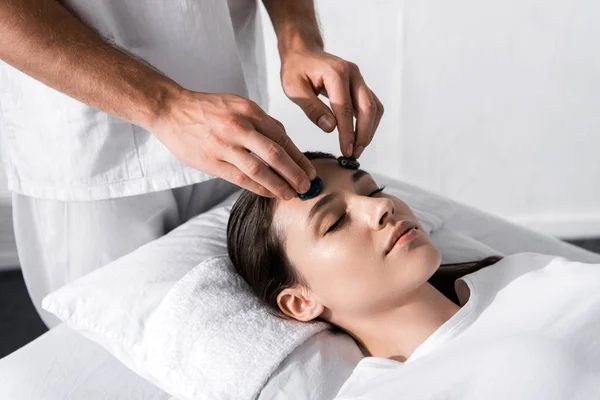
[354, 196, 395, 231]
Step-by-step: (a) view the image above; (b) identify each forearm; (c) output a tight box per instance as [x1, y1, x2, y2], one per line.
[262, 0, 324, 56]
[0, 0, 182, 131]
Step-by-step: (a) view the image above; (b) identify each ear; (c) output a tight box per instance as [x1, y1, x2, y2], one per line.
[277, 286, 324, 322]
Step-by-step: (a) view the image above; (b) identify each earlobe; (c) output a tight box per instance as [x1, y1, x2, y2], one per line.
[277, 288, 324, 322]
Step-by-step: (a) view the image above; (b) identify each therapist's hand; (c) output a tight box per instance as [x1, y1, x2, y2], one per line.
[280, 48, 384, 159]
[150, 90, 317, 200]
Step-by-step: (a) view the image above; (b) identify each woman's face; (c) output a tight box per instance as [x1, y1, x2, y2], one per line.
[273, 158, 441, 322]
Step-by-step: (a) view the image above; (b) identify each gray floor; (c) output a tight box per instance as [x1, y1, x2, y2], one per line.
[1, 238, 600, 359]
[0, 270, 48, 358]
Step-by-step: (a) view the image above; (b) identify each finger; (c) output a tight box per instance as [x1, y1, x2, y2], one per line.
[284, 78, 336, 133]
[226, 148, 299, 200]
[270, 116, 287, 133]
[350, 71, 378, 159]
[215, 160, 275, 198]
[371, 91, 384, 139]
[243, 129, 313, 194]
[250, 111, 317, 182]
[324, 64, 355, 157]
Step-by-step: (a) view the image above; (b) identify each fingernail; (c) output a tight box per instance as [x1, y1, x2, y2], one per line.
[284, 188, 295, 200]
[346, 143, 354, 157]
[354, 145, 365, 158]
[299, 179, 310, 193]
[317, 115, 336, 131]
[308, 168, 317, 180]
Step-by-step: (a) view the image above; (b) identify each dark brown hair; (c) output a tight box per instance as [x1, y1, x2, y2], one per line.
[227, 151, 501, 317]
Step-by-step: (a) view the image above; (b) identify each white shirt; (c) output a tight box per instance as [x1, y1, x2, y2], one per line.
[335, 253, 600, 400]
[0, 0, 266, 200]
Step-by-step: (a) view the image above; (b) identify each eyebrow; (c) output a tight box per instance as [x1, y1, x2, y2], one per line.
[307, 169, 370, 227]
[351, 169, 369, 183]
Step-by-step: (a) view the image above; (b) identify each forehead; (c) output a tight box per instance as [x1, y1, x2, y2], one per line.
[273, 158, 369, 230]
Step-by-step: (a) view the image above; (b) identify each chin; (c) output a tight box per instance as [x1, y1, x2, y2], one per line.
[425, 245, 442, 272]
[382, 244, 443, 307]
[408, 243, 442, 278]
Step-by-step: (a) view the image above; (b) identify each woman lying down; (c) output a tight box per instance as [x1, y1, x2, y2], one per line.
[227, 151, 600, 400]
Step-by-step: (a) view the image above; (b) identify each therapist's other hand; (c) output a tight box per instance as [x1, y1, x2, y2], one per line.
[280, 48, 384, 159]
[150, 90, 317, 200]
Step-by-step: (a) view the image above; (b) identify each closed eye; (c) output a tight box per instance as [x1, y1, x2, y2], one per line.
[324, 185, 386, 235]
[325, 212, 346, 234]
[369, 185, 386, 197]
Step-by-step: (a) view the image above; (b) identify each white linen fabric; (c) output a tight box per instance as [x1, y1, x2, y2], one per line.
[39, 174, 600, 400]
[0, 323, 360, 400]
[0, 196, 17, 270]
[257, 330, 363, 400]
[0, 140, 17, 270]
[140, 255, 328, 400]
[335, 253, 600, 400]
[0, 324, 170, 400]
[15, 178, 239, 328]
[0, 0, 265, 201]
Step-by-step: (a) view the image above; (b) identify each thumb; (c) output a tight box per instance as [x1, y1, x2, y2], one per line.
[286, 80, 337, 133]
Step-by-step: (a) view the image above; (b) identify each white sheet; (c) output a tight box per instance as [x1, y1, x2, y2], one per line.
[0, 324, 169, 400]
[335, 253, 600, 399]
[1, 188, 599, 399]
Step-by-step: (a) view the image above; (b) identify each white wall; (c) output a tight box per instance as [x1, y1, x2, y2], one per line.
[261, 0, 600, 239]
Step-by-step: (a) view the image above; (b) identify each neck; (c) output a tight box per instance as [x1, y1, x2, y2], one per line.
[343, 283, 461, 362]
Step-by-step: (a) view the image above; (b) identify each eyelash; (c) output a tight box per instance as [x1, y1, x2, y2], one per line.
[325, 185, 387, 235]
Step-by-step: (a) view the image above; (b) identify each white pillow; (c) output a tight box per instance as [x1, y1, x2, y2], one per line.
[42, 176, 498, 400]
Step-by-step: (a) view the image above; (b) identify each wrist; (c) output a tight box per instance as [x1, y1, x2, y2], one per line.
[277, 27, 324, 59]
[136, 79, 187, 133]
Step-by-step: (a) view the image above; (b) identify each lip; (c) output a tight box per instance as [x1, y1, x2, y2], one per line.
[385, 220, 418, 255]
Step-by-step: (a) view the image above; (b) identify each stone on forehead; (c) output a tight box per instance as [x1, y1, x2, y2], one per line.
[297, 176, 324, 200]
[337, 156, 360, 170]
